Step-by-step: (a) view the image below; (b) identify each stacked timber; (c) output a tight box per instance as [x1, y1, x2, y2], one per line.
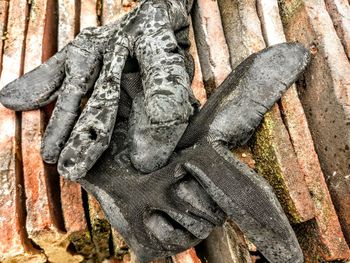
[0, 0, 350, 262]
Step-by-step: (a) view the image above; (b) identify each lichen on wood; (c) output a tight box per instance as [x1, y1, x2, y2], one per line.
[277, 0, 304, 26]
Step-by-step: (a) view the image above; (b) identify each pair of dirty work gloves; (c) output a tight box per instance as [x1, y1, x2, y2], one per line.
[0, 1, 311, 262]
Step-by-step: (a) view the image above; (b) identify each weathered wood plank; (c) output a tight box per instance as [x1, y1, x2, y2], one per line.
[0, 107, 47, 263]
[325, 0, 350, 60]
[102, 0, 139, 25]
[192, 0, 231, 95]
[218, 0, 265, 69]
[22, 0, 87, 262]
[58, 0, 78, 50]
[102, 0, 122, 24]
[218, 0, 314, 223]
[280, 0, 350, 260]
[196, 222, 252, 263]
[0, 0, 46, 261]
[0, 0, 9, 75]
[0, 0, 26, 86]
[61, 178, 95, 259]
[257, 0, 350, 260]
[172, 248, 201, 263]
[80, 0, 98, 29]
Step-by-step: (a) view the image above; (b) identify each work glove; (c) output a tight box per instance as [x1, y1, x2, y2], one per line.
[78, 43, 309, 262]
[0, 0, 197, 180]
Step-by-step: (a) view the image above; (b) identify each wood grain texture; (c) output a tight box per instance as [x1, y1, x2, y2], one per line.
[258, 0, 350, 260]
[281, 0, 350, 260]
[218, 0, 314, 223]
[0, 0, 46, 261]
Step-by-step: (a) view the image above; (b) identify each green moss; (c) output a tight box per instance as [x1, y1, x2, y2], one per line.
[277, 0, 304, 27]
[112, 230, 129, 260]
[69, 231, 96, 259]
[252, 111, 303, 223]
[294, 220, 327, 263]
[91, 219, 111, 262]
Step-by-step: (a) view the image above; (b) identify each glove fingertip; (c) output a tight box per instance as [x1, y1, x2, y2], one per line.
[40, 144, 59, 164]
[0, 82, 38, 111]
[57, 153, 86, 181]
[1, 47, 67, 111]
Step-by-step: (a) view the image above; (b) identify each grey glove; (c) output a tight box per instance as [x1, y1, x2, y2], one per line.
[0, 0, 197, 180]
[77, 43, 309, 262]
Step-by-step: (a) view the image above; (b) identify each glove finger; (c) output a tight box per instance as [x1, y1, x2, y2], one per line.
[0, 47, 67, 111]
[149, 207, 214, 240]
[182, 144, 303, 263]
[130, 1, 197, 173]
[129, 94, 188, 174]
[41, 44, 102, 164]
[143, 210, 199, 249]
[58, 45, 129, 180]
[179, 42, 310, 149]
[174, 178, 226, 226]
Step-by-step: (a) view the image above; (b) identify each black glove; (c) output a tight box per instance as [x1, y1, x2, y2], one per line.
[78, 43, 310, 262]
[0, 0, 197, 180]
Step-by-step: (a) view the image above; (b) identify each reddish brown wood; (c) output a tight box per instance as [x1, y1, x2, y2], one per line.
[257, 0, 350, 259]
[325, 0, 350, 60]
[80, 0, 98, 29]
[281, 0, 350, 260]
[102, 0, 122, 24]
[21, 0, 86, 262]
[192, 0, 231, 95]
[0, 0, 46, 261]
[58, 0, 78, 50]
[172, 248, 201, 263]
[0, 0, 9, 75]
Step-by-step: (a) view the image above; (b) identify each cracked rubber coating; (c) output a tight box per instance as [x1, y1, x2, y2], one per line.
[0, 0, 196, 179]
[78, 43, 309, 262]
[178, 42, 311, 149]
